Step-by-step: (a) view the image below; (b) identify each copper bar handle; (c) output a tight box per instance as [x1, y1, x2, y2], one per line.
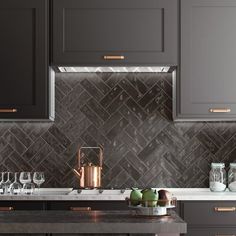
[0, 109, 17, 113]
[214, 207, 236, 212]
[0, 207, 14, 211]
[209, 108, 231, 113]
[103, 55, 125, 60]
[70, 207, 91, 211]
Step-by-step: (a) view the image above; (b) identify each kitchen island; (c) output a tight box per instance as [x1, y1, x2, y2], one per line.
[0, 210, 186, 235]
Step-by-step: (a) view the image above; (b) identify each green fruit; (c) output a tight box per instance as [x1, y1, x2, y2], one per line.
[141, 188, 158, 207]
[130, 188, 142, 206]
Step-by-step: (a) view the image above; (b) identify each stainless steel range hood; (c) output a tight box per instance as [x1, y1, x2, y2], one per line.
[57, 66, 172, 73]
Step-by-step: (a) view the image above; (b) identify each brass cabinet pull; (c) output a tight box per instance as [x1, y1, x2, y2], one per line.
[0, 207, 14, 211]
[0, 109, 17, 113]
[70, 207, 91, 211]
[214, 207, 236, 212]
[209, 108, 231, 113]
[103, 55, 125, 60]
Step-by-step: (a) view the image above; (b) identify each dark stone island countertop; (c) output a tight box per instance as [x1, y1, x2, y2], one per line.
[0, 210, 186, 234]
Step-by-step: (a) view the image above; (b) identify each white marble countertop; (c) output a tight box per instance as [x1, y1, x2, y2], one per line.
[1, 188, 236, 201]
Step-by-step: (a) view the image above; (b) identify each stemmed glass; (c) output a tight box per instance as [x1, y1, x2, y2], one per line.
[19, 172, 35, 195]
[33, 172, 45, 194]
[4, 172, 12, 195]
[0, 172, 6, 195]
[9, 173, 22, 195]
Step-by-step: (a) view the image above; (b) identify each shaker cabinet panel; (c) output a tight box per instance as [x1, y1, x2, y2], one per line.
[175, 0, 236, 120]
[181, 201, 236, 226]
[52, 0, 178, 66]
[0, 0, 51, 120]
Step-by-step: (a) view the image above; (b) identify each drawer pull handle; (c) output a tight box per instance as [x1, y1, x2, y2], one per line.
[70, 207, 91, 211]
[209, 108, 231, 113]
[214, 207, 236, 212]
[0, 109, 17, 113]
[0, 207, 14, 211]
[103, 55, 125, 60]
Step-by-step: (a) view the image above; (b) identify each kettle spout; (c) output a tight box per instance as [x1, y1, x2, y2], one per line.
[73, 168, 81, 179]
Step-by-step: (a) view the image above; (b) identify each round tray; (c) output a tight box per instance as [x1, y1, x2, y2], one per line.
[126, 197, 177, 216]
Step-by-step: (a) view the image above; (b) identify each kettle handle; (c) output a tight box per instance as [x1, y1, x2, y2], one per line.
[77, 146, 103, 169]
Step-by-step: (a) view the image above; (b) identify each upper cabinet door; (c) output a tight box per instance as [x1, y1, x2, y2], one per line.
[176, 0, 236, 120]
[0, 0, 51, 120]
[52, 0, 178, 66]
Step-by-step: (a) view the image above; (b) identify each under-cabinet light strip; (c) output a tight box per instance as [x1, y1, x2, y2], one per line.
[58, 67, 171, 73]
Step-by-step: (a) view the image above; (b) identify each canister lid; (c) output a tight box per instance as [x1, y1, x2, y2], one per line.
[211, 163, 225, 168]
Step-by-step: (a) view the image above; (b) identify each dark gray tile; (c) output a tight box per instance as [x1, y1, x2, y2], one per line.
[138, 85, 161, 107]
[119, 158, 141, 180]
[125, 124, 147, 149]
[196, 131, 220, 154]
[61, 84, 84, 107]
[3, 131, 26, 155]
[42, 131, 66, 154]
[106, 118, 129, 141]
[106, 91, 130, 115]
[10, 125, 33, 147]
[29, 143, 52, 168]
[126, 98, 147, 121]
[119, 105, 142, 128]
[22, 137, 46, 159]
[100, 85, 123, 108]
[126, 73, 147, 95]
[87, 98, 110, 121]
[100, 112, 123, 134]
[119, 79, 141, 100]
[49, 125, 71, 148]
[119, 131, 142, 154]
[80, 104, 104, 128]
[80, 78, 104, 101]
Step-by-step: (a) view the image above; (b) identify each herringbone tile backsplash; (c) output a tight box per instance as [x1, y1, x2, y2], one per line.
[1, 72, 236, 188]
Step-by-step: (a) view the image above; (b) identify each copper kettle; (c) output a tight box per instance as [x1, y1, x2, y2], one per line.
[73, 146, 103, 189]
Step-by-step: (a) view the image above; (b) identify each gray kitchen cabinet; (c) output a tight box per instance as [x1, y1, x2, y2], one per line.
[180, 201, 236, 236]
[0, 201, 47, 236]
[175, 0, 236, 121]
[0, 0, 54, 120]
[52, 0, 178, 66]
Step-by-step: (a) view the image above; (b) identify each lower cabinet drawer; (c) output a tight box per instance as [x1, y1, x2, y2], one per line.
[51, 234, 127, 236]
[0, 235, 46, 236]
[48, 201, 128, 211]
[182, 201, 236, 226]
[0, 201, 46, 210]
[186, 228, 236, 236]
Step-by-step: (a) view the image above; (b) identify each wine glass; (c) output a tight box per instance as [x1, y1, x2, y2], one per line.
[33, 172, 45, 194]
[4, 172, 12, 195]
[9, 173, 22, 195]
[20, 172, 34, 195]
[19, 172, 31, 185]
[0, 172, 6, 195]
